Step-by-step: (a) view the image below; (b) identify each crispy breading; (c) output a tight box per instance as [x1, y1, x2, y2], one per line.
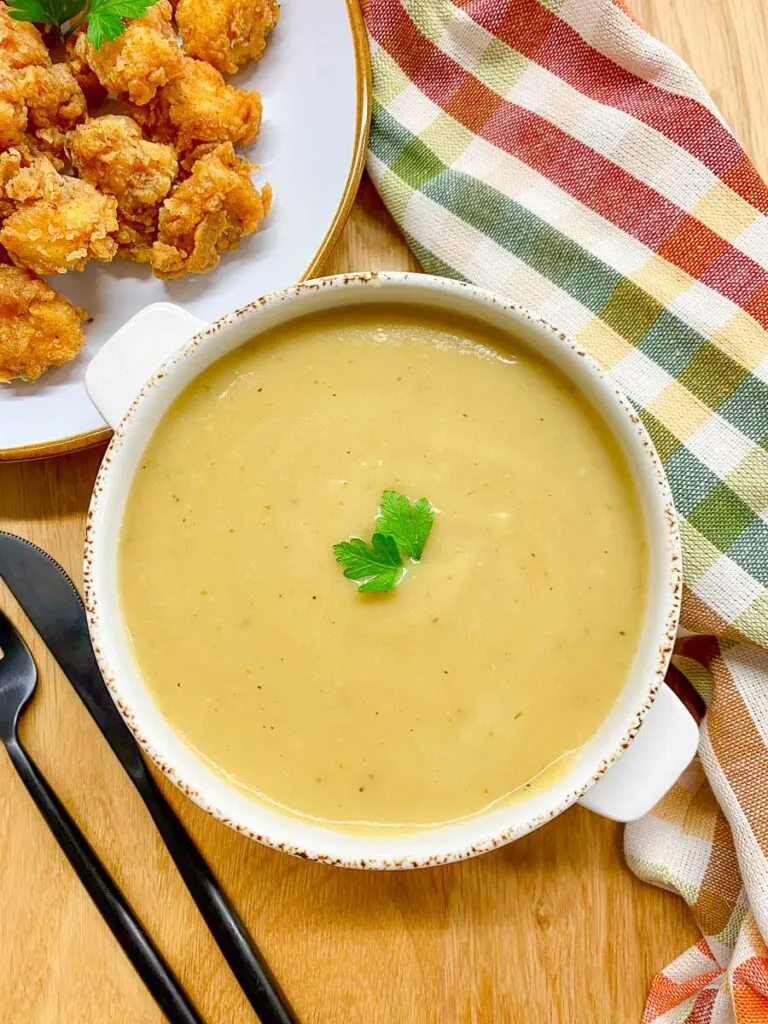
[115, 219, 155, 263]
[0, 63, 82, 162]
[67, 114, 178, 260]
[21, 63, 87, 132]
[21, 126, 67, 168]
[150, 141, 269, 278]
[64, 37, 107, 107]
[0, 4, 50, 70]
[0, 62, 25, 146]
[67, 115, 177, 216]
[0, 137, 65, 196]
[0, 265, 87, 381]
[2, 150, 65, 203]
[0, 154, 119, 274]
[176, 0, 279, 74]
[0, 144, 31, 216]
[68, 1, 183, 106]
[0, 144, 20, 190]
[131, 55, 260, 156]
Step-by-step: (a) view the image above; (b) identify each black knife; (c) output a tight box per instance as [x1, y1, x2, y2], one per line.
[0, 531, 298, 1024]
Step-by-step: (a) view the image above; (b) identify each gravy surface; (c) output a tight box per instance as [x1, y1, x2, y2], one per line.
[120, 307, 647, 829]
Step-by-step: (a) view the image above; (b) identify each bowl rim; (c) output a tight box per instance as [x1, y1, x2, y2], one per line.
[84, 271, 682, 869]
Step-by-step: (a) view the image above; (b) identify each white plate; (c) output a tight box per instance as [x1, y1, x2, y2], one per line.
[0, 0, 369, 460]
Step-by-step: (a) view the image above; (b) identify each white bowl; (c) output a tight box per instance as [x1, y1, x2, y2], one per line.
[84, 272, 696, 869]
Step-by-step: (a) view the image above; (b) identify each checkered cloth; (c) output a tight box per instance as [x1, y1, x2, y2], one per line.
[362, 0, 768, 1019]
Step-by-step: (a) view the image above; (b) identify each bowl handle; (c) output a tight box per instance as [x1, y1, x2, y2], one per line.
[85, 302, 208, 429]
[578, 684, 699, 822]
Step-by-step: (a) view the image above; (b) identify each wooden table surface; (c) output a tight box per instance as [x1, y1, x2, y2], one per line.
[1, 2, 765, 1021]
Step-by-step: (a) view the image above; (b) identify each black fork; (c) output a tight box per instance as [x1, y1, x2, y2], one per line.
[0, 610, 204, 1024]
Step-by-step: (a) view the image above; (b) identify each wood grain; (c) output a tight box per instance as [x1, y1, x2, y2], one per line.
[0, 3, 763, 1020]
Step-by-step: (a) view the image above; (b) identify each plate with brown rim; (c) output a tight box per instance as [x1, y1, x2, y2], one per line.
[0, 0, 370, 461]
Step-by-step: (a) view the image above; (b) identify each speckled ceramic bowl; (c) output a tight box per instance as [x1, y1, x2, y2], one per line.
[83, 272, 697, 869]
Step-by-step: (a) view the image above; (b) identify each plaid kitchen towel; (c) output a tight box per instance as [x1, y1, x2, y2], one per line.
[361, 0, 768, 1020]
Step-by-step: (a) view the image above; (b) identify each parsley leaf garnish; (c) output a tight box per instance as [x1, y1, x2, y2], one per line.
[377, 490, 435, 561]
[333, 532, 404, 594]
[333, 491, 436, 594]
[6, 0, 80, 29]
[7, 0, 158, 49]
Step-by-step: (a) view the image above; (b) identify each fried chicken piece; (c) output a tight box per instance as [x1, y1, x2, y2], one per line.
[0, 127, 65, 171]
[176, 0, 279, 75]
[0, 4, 50, 69]
[0, 15, 86, 152]
[0, 265, 87, 381]
[0, 63, 25, 147]
[67, 114, 178, 260]
[0, 145, 26, 217]
[132, 56, 260, 157]
[2, 148, 66, 204]
[68, 0, 182, 105]
[0, 140, 67, 206]
[150, 142, 269, 278]
[67, 115, 178, 217]
[21, 127, 67, 167]
[9, 64, 87, 165]
[0, 153, 119, 274]
[64, 36, 107, 107]
[21, 63, 87, 132]
[115, 219, 156, 263]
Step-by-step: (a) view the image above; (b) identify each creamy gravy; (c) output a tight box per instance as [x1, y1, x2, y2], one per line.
[119, 307, 647, 829]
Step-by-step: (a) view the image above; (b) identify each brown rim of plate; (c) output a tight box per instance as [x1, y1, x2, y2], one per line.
[1, 0, 373, 464]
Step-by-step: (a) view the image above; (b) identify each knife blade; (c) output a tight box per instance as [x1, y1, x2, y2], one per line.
[0, 531, 298, 1024]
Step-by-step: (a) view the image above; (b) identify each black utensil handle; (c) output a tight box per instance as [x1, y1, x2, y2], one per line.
[0, 533, 298, 1023]
[6, 738, 205, 1024]
[136, 769, 298, 1024]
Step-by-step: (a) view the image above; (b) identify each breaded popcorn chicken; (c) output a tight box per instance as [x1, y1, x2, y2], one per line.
[132, 56, 260, 157]
[21, 63, 87, 133]
[0, 153, 118, 274]
[67, 114, 178, 259]
[0, 4, 50, 69]
[176, 0, 279, 74]
[0, 63, 25, 146]
[0, 0, 277, 378]
[0, 145, 51, 215]
[68, 0, 182, 105]
[21, 127, 67, 168]
[0, 265, 87, 381]
[64, 36, 107, 107]
[150, 141, 269, 278]
[0, 146, 23, 217]
[113, 219, 156, 263]
[67, 115, 177, 216]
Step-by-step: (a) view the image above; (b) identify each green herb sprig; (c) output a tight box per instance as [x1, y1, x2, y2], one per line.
[7, 0, 158, 50]
[333, 490, 436, 594]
